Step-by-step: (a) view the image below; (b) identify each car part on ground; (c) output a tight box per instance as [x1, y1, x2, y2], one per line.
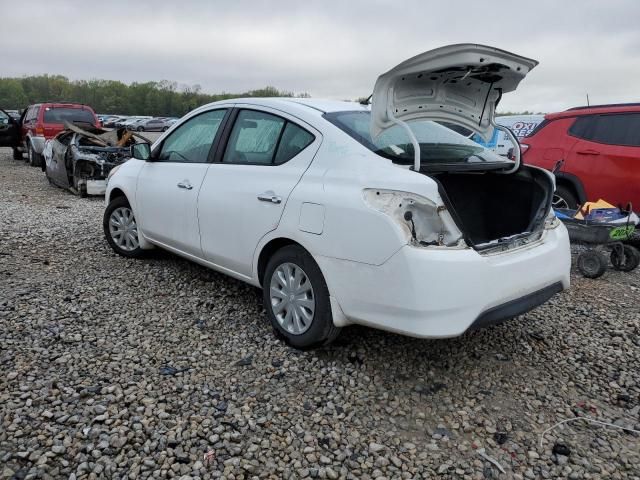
[43, 122, 148, 196]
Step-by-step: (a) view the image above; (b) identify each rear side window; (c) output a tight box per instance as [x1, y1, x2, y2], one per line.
[26, 106, 39, 122]
[274, 123, 315, 165]
[570, 113, 640, 146]
[43, 107, 95, 124]
[223, 109, 315, 165]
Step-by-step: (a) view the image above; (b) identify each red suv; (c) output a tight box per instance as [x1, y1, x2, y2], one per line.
[521, 103, 640, 212]
[0, 103, 99, 167]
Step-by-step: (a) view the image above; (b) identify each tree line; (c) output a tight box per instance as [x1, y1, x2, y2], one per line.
[0, 75, 309, 116]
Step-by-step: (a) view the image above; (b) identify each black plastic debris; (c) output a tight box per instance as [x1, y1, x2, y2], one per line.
[235, 355, 253, 366]
[159, 366, 189, 376]
[552, 442, 571, 456]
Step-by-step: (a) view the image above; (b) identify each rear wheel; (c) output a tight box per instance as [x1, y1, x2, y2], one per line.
[263, 245, 340, 349]
[103, 196, 145, 258]
[610, 245, 640, 272]
[12, 148, 23, 160]
[162, 126, 169, 132]
[27, 143, 43, 167]
[553, 185, 578, 210]
[577, 250, 606, 278]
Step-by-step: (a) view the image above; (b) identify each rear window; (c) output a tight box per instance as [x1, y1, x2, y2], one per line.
[324, 110, 510, 168]
[43, 107, 95, 124]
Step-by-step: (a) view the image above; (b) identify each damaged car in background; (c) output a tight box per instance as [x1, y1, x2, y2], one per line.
[43, 123, 148, 196]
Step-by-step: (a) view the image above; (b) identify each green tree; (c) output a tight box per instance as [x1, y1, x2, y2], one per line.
[0, 75, 307, 116]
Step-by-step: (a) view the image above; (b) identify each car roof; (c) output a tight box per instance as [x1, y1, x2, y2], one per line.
[200, 97, 368, 115]
[546, 103, 640, 120]
[36, 103, 93, 109]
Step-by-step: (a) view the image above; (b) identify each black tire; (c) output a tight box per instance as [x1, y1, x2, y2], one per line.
[12, 148, 23, 160]
[610, 245, 640, 272]
[577, 250, 607, 278]
[553, 185, 578, 210]
[162, 126, 169, 132]
[263, 245, 341, 349]
[103, 196, 145, 258]
[27, 143, 43, 167]
[137, 126, 144, 132]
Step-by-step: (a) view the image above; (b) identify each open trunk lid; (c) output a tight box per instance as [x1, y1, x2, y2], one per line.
[370, 44, 538, 141]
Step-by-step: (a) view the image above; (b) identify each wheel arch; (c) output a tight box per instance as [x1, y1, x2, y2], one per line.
[555, 172, 587, 205]
[108, 187, 128, 204]
[257, 237, 307, 286]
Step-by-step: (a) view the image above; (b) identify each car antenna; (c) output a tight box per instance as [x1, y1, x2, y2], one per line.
[360, 94, 373, 106]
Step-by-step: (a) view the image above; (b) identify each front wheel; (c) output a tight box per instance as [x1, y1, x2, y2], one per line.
[13, 148, 23, 160]
[137, 126, 144, 132]
[263, 245, 340, 349]
[103, 196, 145, 258]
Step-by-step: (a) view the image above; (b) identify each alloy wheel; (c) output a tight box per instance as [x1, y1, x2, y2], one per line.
[552, 194, 569, 210]
[269, 262, 315, 335]
[109, 207, 139, 251]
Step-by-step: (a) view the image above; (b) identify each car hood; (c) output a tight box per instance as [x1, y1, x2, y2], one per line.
[371, 44, 538, 140]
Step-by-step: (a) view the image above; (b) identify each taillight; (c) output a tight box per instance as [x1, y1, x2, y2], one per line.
[35, 126, 45, 136]
[520, 143, 530, 155]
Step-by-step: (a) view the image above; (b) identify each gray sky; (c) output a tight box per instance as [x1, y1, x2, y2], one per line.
[3, 0, 639, 112]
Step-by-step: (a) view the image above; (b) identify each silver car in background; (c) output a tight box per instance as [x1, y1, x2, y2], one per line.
[130, 117, 178, 132]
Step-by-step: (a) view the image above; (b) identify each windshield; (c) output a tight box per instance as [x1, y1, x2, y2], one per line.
[324, 110, 511, 168]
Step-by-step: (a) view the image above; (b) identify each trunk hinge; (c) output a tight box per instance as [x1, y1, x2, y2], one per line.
[386, 88, 421, 171]
[494, 123, 521, 174]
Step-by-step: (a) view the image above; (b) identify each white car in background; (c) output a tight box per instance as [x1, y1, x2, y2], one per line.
[104, 44, 570, 349]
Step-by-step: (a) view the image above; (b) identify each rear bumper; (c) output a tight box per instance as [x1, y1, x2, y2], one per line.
[469, 281, 563, 331]
[316, 224, 571, 338]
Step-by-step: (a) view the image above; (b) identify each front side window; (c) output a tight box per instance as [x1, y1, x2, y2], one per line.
[157, 109, 227, 163]
[324, 110, 510, 169]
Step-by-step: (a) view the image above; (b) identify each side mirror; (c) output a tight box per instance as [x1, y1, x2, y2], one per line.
[131, 142, 151, 160]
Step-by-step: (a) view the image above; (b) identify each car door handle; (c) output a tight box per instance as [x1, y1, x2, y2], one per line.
[257, 191, 282, 204]
[576, 149, 600, 155]
[177, 181, 193, 190]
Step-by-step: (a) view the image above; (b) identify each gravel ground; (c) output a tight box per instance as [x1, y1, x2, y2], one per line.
[1, 148, 639, 480]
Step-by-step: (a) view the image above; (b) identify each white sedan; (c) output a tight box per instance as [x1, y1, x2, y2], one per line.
[104, 44, 571, 349]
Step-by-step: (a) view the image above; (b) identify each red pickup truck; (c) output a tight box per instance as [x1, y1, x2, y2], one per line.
[0, 103, 99, 167]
